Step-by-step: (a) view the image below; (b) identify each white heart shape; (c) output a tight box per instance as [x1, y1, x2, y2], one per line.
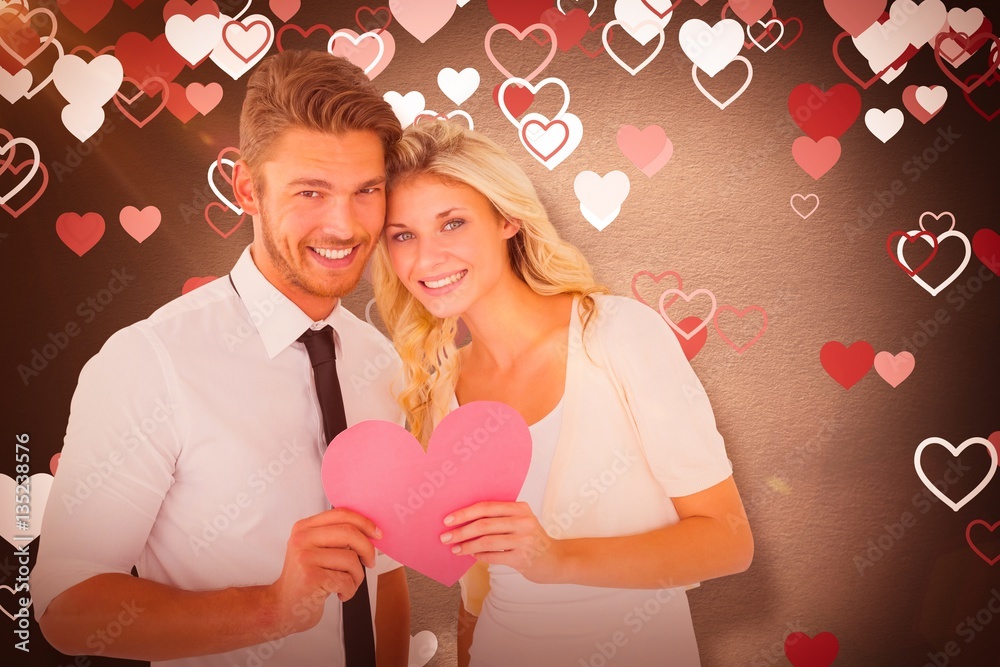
[383, 90, 427, 127]
[913, 437, 997, 511]
[165, 13, 224, 66]
[21, 37, 64, 100]
[614, 0, 673, 46]
[0, 67, 31, 103]
[946, 7, 984, 36]
[209, 14, 274, 80]
[747, 19, 785, 53]
[327, 29, 385, 76]
[517, 111, 582, 170]
[914, 85, 947, 114]
[678, 18, 743, 77]
[408, 629, 438, 667]
[603, 20, 665, 76]
[437, 67, 480, 106]
[0, 136, 40, 205]
[0, 473, 54, 547]
[865, 107, 904, 143]
[574, 170, 630, 230]
[790, 193, 819, 219]
[53, 53, 123, 107]
[415, 109, 474, 130]
[207, 158, 243, 215]
[61, 102, 106, 143]
[691, 56, 753, 110]
[895, 228, 971, 296]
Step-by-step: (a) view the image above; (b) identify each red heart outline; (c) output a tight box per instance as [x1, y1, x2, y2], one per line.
[215, 146, 241, 187]
[275, 23, 334, 53]
[0, 128, 15, 177]
[630, 269, 682, 309]
[778, 16, 804, 50]
[221, 19, 272, 64]
[204, 201, 246, 238]
[713, 305, 768, 354]
[832, 30, 893, 90]
[965, 519, 1000, 565]
[640, 0, 682, 20]
[886, 230, 939, 277]
[113, 77, 169, 127]
[576, 21, 612, 58]
[0, 159, 48, 218]
[933, 31, 1000, 93]
[520, 119, 569, 161]
[0, 5, 58, 67]
[485, 22, 557, 82]
[354, 5, 392, 35]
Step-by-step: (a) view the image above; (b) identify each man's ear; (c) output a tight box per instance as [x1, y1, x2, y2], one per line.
[232, 159, 261, 215]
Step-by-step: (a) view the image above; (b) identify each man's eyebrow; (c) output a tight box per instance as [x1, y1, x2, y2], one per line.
[285, 176, 386, 189]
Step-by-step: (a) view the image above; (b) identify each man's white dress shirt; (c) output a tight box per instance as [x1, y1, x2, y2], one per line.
[32, 246, 404, 667]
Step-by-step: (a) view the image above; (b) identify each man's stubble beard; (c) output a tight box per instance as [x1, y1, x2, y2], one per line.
[258, 201, 375, 300]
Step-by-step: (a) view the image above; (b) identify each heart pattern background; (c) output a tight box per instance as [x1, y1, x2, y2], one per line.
[1, 1, 998, 665]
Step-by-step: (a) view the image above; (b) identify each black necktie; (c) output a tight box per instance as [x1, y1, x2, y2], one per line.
[298, 325, 377, 667]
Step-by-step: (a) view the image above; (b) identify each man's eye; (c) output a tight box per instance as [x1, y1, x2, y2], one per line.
[359, 187, 382, 194]
[298, 191, 319, 198]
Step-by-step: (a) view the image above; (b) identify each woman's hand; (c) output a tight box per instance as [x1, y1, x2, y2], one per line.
[440, 501, 565, 583]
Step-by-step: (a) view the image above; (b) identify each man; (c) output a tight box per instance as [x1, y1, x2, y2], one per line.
[32, 49, 410, 666]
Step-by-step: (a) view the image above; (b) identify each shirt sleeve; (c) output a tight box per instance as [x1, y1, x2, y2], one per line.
[375, 550, 403, 574]
[604, 298, 734, 498]
[30, 324, 182, 620]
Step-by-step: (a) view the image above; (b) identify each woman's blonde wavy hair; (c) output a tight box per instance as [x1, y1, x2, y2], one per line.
[370, 121, 609, 445]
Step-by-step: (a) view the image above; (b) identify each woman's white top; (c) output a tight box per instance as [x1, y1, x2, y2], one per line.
[450, 294, 734, 666]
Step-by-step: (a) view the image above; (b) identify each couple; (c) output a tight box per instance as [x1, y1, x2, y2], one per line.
[32, 50, 753, 667]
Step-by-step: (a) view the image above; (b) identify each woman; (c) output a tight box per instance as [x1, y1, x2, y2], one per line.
[370, 121, 753, 666]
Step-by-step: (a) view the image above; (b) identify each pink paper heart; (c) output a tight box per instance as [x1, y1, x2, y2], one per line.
[322, 401, 531, 586]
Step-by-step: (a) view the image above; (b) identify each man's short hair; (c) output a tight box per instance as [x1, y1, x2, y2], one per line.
[239, 49, 402, 187]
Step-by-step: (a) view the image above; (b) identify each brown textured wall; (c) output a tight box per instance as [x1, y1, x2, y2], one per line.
[2, 1, 999, 666]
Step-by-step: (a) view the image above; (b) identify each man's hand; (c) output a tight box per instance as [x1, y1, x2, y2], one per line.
[269, 508, 382, 633]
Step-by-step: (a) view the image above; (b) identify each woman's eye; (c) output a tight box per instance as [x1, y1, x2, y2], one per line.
[443, 219, 465, 231]
[392, 231, 414, 242]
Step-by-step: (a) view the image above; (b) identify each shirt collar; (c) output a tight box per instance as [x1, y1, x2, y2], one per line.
[229, 245, 344, 360]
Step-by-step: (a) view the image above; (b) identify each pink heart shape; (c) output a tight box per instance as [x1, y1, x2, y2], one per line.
[484, 22, 557, 82]
[792, 136, 841, 180]
[873, 350, 915, 388]
[322, 401, 531, 586]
